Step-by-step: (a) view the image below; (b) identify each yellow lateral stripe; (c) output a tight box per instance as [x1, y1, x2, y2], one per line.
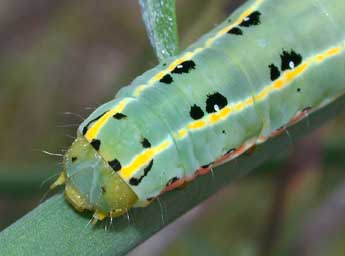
[173, 45, 344, 140]
[133, 0, 265, 97]
[315, 47, 341, 62]
[110, 45, 343, 181]
[119, 140, 172, 180]
[209, 107, 232, 123]
[115, 45, 343, 181]
[85, 98, 133, 141]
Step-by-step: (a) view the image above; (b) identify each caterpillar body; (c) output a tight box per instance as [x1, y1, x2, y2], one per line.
[51, 0, 345, 221]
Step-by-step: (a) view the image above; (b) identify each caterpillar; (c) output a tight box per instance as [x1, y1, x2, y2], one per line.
[51, 0, 345, 222]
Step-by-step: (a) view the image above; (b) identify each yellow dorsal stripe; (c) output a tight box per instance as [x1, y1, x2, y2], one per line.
[85, 98, 133, 141]
[86, 0, 266, 139]
[133, 0, 265, 97]
[133, 48, 205, 96]
[119, 140, 172, 180]
[173, 45, 343, 139]
[206, 0, 264, 47]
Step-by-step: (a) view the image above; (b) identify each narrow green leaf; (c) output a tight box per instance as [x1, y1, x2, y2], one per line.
[0, 165, 55, 195]
[139, 0, 179, 61]
[0, 96, 344, 255]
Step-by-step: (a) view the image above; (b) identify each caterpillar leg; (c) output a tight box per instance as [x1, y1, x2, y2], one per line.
[92, 210, 107, 224]
[50, 171, 66, 190]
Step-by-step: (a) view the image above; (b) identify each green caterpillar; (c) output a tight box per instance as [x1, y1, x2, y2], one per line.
[51, 0, 345, 222]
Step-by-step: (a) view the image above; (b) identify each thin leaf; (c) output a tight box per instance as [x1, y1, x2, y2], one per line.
[139, 0, 179, 62]
[0, 165, 55, 195]
[0, 95, 344, 255]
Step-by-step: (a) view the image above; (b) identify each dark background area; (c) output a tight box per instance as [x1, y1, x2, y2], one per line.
[1, 1, 344, 255]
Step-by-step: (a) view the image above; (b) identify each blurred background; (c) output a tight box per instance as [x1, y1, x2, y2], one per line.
[0, 0, 344, 255]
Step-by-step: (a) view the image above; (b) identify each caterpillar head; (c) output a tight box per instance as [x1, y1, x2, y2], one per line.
[51, 136, 138, 222]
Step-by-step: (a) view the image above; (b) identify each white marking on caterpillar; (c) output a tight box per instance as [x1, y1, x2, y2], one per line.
[289, 61, 295, 69]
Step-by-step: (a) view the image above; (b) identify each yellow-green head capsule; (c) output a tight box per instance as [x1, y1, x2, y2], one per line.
[51, 136, 138, 221]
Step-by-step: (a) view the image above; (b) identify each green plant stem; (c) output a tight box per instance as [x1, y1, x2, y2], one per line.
[0, 95, 344, 255]
[139, 0, 179, 61]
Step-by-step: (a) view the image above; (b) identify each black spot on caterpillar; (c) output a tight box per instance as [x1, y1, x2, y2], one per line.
[280, 49, 303, 71]
[224, 148, 236, 156]
[82, 127, 88, 136]
[113, 113, 127, 120]
[141, 138, 151, 148]
[303, 106, 312, 112]
[190, 104, 204, 120]
[129, 159, 154, 186]
[201, 162, 214, 169]
[129, 177, 139, 186]
[171, 60, 196, 74]
[82, 111, 107, 135]
[205, 92, 228, 113]
[239, 11, 262, 27]
[166, 177, 179, 186]
[160, 74, 173, 84]
[90, 139, 101, 151]
[71, 157, 77, 162]
[227, 27, 243, 35]
[269, 64, 281, 81]
[101, 186, 106, 194]
[108, 158, 122, 172]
